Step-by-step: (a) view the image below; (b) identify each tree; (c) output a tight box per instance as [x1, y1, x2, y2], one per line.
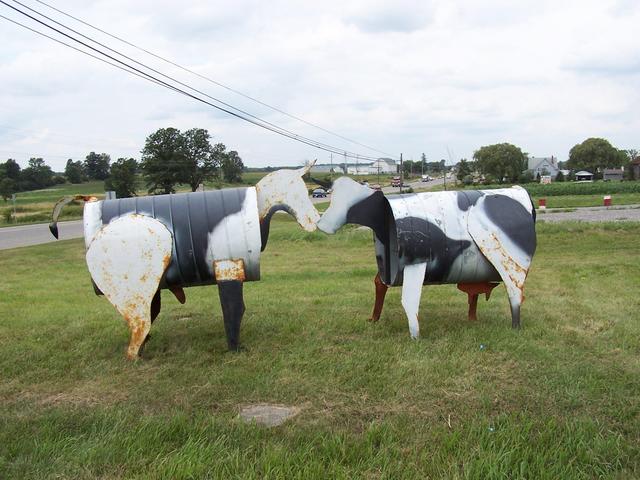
[0, 159, 21, 180]
[182, 128, 219, 191]
[567, 138, 627, 174]
[64, 159, 86, 184]
[221, 150, 244, 183]
[473, 143, 527, 184]
[84, 152, 111, 180]
[0, 177, 17, 201]
[555, 170, 565, 182]
[140, 127, 186, 194]
[20, 157, 54, 190]
[456, 158, 473, 182]
[402, 160, 416, 177]
[105, 158, 138, 198]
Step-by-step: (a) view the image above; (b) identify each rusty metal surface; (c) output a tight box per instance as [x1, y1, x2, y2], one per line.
[86, 214, 172, 359]
[98, 188, 261, 286]
[213, 259, 246, 282]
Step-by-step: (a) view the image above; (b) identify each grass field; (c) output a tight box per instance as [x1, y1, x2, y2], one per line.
[1, 218, 639, 478]
[0, 172, 277, 227]
[421, 181, 640, 208]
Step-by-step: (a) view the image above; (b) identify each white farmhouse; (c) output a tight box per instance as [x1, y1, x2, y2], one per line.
[527, 156, 559, 178]
[368, 158, 398, 175]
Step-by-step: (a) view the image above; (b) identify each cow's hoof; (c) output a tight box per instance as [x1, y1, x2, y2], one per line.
[227, 344, 247, 353]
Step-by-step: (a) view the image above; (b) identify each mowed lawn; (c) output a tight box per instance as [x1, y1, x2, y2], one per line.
[1, 219, 639, 478]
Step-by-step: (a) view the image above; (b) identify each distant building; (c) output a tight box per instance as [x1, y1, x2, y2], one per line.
[368, 158, 398, 174]
[310, 163, 343, 174]
[575, 170, 594, 181]
[527, 156, 560, 178]
[631, 158, 640, 179]
[346, 163, 373, 175]
[603, 168, 624, 181]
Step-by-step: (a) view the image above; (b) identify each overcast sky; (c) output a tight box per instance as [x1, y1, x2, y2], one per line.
[1, 0, 639, 170]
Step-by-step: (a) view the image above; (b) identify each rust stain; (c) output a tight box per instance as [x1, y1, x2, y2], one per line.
[162, 254, 171, 269]
[214, 259, 246, 282]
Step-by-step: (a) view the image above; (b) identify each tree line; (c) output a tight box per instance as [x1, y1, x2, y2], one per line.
[455, 137, 637, 185]
[0, 127, 245, 200]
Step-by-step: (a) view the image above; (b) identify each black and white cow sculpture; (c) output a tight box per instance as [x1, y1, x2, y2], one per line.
[317, 177, 536, 338]
[50, 165, 319, 359]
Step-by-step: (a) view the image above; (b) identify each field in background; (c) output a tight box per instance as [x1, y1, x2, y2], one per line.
[0, 171, 295, 227]
[1, 218, 639, 478]
[419, 180, 640, 208]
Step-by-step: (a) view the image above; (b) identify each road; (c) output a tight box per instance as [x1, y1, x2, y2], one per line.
[3, 194, 639, 251]
[0, 220, 83, 250]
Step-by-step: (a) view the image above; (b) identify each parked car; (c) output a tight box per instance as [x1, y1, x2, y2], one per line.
[312, 188, 327, 198]
[391, 176, 401, 187]
[421, 175, 432, 182]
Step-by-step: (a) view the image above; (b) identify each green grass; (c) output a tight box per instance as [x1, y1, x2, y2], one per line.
[421, 182, 640, 208]
[532, 193, 640, 208]
[1, 219, 639, 478]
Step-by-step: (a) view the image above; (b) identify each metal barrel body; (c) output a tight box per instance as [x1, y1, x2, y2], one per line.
[84, 187, 261, 289]
[377, 189, 532, 287]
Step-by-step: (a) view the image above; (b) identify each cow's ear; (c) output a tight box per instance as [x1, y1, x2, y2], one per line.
[298, 159, 316, 176]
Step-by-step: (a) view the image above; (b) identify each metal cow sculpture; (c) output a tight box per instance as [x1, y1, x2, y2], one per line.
[317, 177, 536, 338]
[49, 165, 320, 359]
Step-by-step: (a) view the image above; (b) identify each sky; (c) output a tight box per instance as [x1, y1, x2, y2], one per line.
[1, 0, 639, 170]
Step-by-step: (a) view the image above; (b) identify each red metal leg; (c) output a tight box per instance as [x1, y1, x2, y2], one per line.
[369, 273, 389, 322]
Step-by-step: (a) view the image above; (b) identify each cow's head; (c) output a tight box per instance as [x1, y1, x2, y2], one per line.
[317, 176, 378, 234]
[256, 162, 320, 249]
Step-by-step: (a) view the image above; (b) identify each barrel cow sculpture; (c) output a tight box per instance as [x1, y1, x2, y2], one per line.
[49, 164, 320, 359]
[317, 177, 536, 338]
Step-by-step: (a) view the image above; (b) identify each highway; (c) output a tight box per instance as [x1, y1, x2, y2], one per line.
[0, 220, 83, 250]
[0, 177, 443, 251]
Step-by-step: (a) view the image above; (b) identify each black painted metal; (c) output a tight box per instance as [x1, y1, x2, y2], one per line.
[100, 188, 250, 287]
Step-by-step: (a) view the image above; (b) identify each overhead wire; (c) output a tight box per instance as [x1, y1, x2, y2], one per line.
[4, 0, 379, 161]
[32, 0, 395, 158]
[0, 0, 392, 161]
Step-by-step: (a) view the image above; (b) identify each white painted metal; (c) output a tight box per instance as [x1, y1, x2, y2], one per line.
[256, 162, 320, 232]
[401, 262, 427, 338]
[86, 214, 172, 359]
[205, 187, 261, 279]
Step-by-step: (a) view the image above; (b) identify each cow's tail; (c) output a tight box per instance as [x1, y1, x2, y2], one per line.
[49, 195, 97, 239]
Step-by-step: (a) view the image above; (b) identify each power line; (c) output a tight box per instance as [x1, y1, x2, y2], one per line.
[1, 0, 394, 161]
[5, 0, 379, 161]
[32, 0, 395, 158]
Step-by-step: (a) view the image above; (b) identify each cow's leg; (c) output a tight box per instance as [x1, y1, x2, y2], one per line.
[467, 196, 535, 330]
[169, 286, 186, 304]
[506, 283, 523, 329]
[139, 290, 162, 355]
[214, 260, 247, 351]
[86, 214, 173, 360]
[217, 280, 245, 351]
[369, 272, 389, 322]
[401, 262, 427, 339]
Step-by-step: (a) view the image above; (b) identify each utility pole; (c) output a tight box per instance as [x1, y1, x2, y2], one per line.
[443, 158, 447, 191]
[399, 153, 403, 194]
[12, 193, 17, 223]
[330, 153, 333, 182]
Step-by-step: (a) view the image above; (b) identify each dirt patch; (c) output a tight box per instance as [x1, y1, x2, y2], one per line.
[238, 404, 300, 427]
